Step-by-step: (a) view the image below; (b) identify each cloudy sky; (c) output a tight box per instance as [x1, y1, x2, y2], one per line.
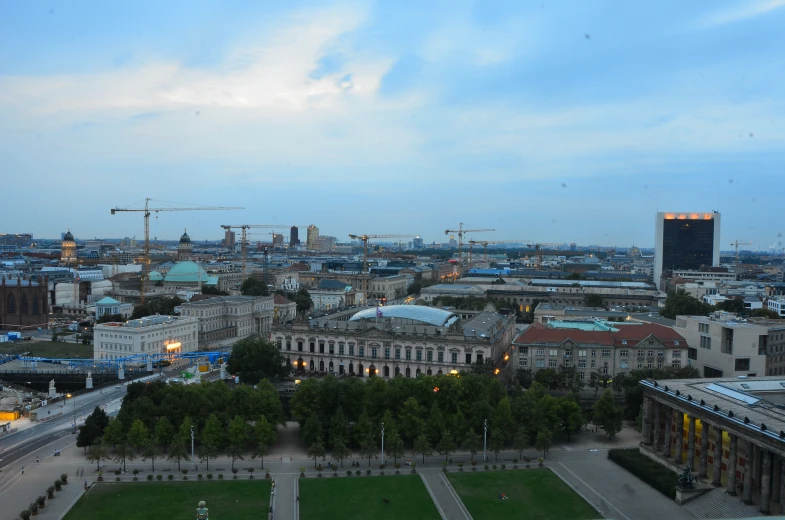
[1, 1, 783, 249]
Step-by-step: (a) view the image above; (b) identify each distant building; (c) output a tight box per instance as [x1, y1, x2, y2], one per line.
[94, 315, 199, 361]
[0, 275, 49, 328]
[274, 294, 297, 324]
[0, 233, 32, 248]
[94, 296, 133, 320]
[223, 229, 236, 250]
[654, 212, 721, 288]
[61, 230, 77, 264]
[179, 295, 274, 349]
[307, 225, 319, 250]
[272, 233, 284, 247]
[177, 230, 193, 261]
[413, 236, 424, 250]
[290, 226, 299, 246]
[767, 297, 785, 317]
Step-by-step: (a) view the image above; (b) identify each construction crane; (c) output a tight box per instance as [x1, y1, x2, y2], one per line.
[730, 240, 752, 266]
[348, 234, 417, 293]
[526, 242, 562, 267]
[468, 240, 526, 263]
[445, 223, 495, 267]
[220, 224, 295, 280]
[111, 199, 243, 304]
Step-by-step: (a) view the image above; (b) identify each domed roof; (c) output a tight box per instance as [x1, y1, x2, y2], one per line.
[148, 271, 163, 282]
[349, 305, 459, 327]
[63, 230, 74, 241]
[163, 261, 217, 285]
[179, 229, 191, 244]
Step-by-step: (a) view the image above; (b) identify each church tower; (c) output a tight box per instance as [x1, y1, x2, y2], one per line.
[61, 229, 76, 264]
[178, 229, 193, 261]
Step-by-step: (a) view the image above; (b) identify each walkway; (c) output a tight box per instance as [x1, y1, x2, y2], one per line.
[682, 489, 761, 519]
[419, 471, 470, 520]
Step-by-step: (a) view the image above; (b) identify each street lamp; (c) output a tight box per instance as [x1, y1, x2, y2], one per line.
[381, 422, 385, 467]
[483, 419, 488, 463]
[66, 393, 76, 432]
[190, 425, 195, 470]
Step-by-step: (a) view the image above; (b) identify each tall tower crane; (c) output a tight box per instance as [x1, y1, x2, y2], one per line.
[468, 240, 526, 263]
[110, 199, 243, 304]
[445, 223, 494, 267]
[526, 242, 562, 267]
[220, 225, 295, 279]
[730, 240, 752, 267]
[348, 234, 417, 293]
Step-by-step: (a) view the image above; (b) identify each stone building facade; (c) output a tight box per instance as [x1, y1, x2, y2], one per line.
[0, 276, 50, 329]
[179, 295, 274, 349]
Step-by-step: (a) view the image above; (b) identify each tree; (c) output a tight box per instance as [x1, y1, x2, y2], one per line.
[307, 437, 326, 468]
[612, 373, 626, 396]
[86, 438, 108, 470]
[227, 416, 248, 470]
[470, 358, 496, 376]
[154, 417, 175, 454]
[412, 433, 433, 464]
[353, 408, 373, 446]
[386, 431, 405, 464]
[407, 282, 421, 295]
[178, 416, 194, 451]
[199, 414, 222, 469]
[359, 434, 379, 467]
[661, 290, 713, 319]
[142, 438, 161, 471]
[436, 430, 457, 462]
[113, 438, 135, 473]
[225, 336, 292, 385]
[302, 415, 323, 448]
[294, 288, 313, 314]
[557, 396, 585, 442]
[331, 436, 351, 467]
[328, 406, 349, 447]
[398, 398, 424, 443]
[241, 277, 269, 296]
[586, 294, 606, 309]
[201, 285, 229, 296]
[513, 427, 528, 459]
[252, 416, 276, 469]
[462, 428, 481, 463]
[127, 419, 150, 454]
[489, 429, 505, 461]
[515, 368, 534, 389]
[493, 397, 515, 441]
[76, 406, 110, 450]
[103, 418, 125, 450]
[534, 368, 564, 392]
[426, 403, 445, 445]
[593, 389, 623, 439]
[167, 438, 188, 471]
[717, 298, 745, 314]
[97, 313, 124, 324]
[535, 429, 552, 458]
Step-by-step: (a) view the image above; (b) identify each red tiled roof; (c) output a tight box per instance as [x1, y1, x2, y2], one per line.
[274, 294, 293, 304]
[512, 321, 686, 348]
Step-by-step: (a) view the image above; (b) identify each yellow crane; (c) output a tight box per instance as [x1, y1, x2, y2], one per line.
[526, 242, 562, 267]
[468, 240, 526, 263]
[445, 223, 494, 267]
[220, 224, 296, 279]
[111, 199, 243, 304]
[730, 240, 752, 266]
[348, 234, 417, 293]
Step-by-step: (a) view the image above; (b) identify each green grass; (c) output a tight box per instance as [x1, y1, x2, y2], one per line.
[447, 469, 598, 520]
[0, 341, 92, 358]
[299, 475, 441, 520]
[62, 480, 271, 520]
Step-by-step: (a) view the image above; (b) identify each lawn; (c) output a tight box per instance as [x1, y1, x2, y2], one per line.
[62, 480, 271, 520]
[447, 469, 598, 520]
[0, 341, 93, 359]
[299, 475, 441, 520]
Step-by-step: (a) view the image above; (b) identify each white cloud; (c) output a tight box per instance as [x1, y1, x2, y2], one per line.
[697, 0, 785, 28]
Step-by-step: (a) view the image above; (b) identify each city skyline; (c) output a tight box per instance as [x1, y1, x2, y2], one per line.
[1, 1, 783, 248]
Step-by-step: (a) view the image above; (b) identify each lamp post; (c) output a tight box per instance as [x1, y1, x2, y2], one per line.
[66, 393, 76, 432]
[381, 422, 385, 467]
[190, 425, 195, 470]
[483, 419, 488, 463]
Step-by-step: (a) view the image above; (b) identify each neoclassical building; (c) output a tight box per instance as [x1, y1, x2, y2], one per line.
[641, 377, 785, 514]
[61, 229, 76, 264]
[0, 275, 50, 328]
[272, 305, 516, 378]
[179, 295, 274, 349]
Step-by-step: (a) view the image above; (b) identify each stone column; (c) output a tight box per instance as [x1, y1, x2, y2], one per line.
[653, 403, 662, 451]
[727, 434, 738, 495]
[780, 456, 785, 510]
[774, 457, 781, 503]
[712, 426, 723, 487]
[699, 422, 709, 478]
[743, 440, 754, 504]
[663, 407, 673, 458]
[641, 397, 652, 445]
[760, 450, 772, 514]
[674, 411, 684, 464]
[687, 416, 697, 470]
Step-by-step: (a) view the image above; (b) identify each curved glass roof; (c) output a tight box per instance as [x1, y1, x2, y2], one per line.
[164, 261, 209, 282]
[350, 305, 458, 327]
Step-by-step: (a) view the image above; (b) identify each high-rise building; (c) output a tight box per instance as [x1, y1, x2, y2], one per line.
[223, 229, 236, 249]
[654, 211, 721, 285]
[290, 226, 299, 246]
[272, 233, 284, 247]
[413, 236, 424, 250]
[307, 225, 319, 250]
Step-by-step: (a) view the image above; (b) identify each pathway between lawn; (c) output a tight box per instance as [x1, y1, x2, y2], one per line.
[419, 471, 470, 520]
[272, 473, 297, 520]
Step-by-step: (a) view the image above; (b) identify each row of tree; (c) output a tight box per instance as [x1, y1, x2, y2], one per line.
[661, 289, 782, 320]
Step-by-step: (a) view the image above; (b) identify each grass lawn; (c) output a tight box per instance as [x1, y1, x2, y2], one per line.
[299, 475, 441, 520]
[447, 469, 598, 520]
[62, 480, 271, 520]
[0, 341, 92, 358]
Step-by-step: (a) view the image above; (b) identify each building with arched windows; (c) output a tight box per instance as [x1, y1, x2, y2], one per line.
[272, 304, 516, 378]
[0, 275, 49, 329]
[61, 229, 76, 264]
[177, 230, 193, 261]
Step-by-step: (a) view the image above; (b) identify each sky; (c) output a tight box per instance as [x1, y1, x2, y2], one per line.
[1, 0, 784, 250]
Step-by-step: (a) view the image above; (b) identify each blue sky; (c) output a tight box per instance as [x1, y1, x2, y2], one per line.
[1, 0, 783, 249]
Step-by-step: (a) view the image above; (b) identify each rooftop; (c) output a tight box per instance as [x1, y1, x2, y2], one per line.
[181, 295, 264, 306]
[349, 305, 459, 327]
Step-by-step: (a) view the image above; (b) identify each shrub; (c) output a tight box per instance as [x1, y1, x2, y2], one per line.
[484, 465, 490, 471]
[60, 474, 68, 484]
[133, 476, 138, 481]
[114, 470, 121, 476]
[379, 464, 385, 470]
[156, 474, 163, 481]
[316, 464, 323, 472]
[183, 475, 188, 480]
[347, 470, 352, 476]
[168, 474, 174, 481]
[116, 477, 121, 481]
[608, 449, 677, 499]
[317, 472, 322, 478]
[207, 473, 213, 480]
[355, 470, 361, 476]
[333, 472, 338, 477]
[501, 464, 506, 470]
[20, 510, 31, 520]
[147, 474, 153, 481]
[198, 474, 203, 480]
[182, 469, 189, 475]
[232, 468, 238, 474]
[133, 469, 140, 475]
[54, 479, 62, 491]
[46, 486, 55, 499]
[512, 458, 519, 464]
[29, 503, 38, 514]
[366, 469, 371, 476]
[218, 474, 224, 480]
[36, 496, 46, 507]
[492, 464, 497, 470]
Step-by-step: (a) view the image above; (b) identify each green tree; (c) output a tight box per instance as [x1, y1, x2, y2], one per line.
[302, 415, 323, 448]
[398, 397, 424, 443]
[386, 430, 405, 464]
[127, 419, 150, 454]
[102, 418, 125, 450]
[661, 289, 713, 319]
[225, 336, 292, 384]
[294, 288, 313, 314]
[513, 427, 528, 459]
[307, 437, 326, 468]
[557, 396, 585, 442]
[227, 416, 248, 470]
[76, 406, 110, 451]
[113, 438, 135, 473]
[331, 436, 351, 467]
[470, 358, 496, 376]
[86, 438, 108, 471]
[240, 277, 269, 296]
[493, 397, 515, 441]
[515, 368, 534, 389]
[154, 417, 175, 454]
[593, 389, 623, 439]
[586, 294, 606, 309]
[412, 433, 433, 464]
[178, 416, 194, 450]
[426, 403, 445, 444]
[328, 406, 349, 447]
[252, 416, 276, 469]
[360, 434, 379, 467]
[353, 408, 373, 446]
[489, 429, 505, 461]
[167, 438, 188, 471]
[142, 437, 161, 471]
[436, 430, 457, 462]
[462, 428, 481, 463]
[535, 428, 552, 458]
[199, 413, 222, 470]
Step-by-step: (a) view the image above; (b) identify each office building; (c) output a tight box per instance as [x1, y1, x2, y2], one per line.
[94, 315, 199, 361]
[272, 233, 284, 247]
[223, 229, 236, 250]
[654, 212, 721, 288]
[413, 236, 424, 250]
[290, 226, 299, 246]
[307, 225, 319, 250]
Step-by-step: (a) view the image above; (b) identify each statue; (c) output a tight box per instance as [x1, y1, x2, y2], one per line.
[677, 466, 696, 489]
[196, 501, 209, 520]
[49, 379, 55, 390]
[86, 370, 92, 379]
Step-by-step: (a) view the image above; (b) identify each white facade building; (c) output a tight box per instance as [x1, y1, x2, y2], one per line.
[179, 295, 274, 349]
[768, 297, 785, 317]
[94, 315, 199, 361]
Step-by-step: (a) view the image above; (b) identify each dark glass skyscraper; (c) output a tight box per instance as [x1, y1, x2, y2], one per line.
[654, 212, 721, 286]
[290, 226, 299, 246]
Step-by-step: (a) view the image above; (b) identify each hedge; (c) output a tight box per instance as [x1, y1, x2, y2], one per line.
[608, 448, 677, 499]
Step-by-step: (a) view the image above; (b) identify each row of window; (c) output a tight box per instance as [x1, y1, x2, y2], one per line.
[276, 339, 482, 364]
[3, 293, 42, 315]
[291, 358, 449, 378]
[519, 346, 675, 359]
[518, 357, 681, 372]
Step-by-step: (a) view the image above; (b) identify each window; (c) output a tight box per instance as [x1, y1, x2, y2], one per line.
[329, 343, 335, 354]
[602, 349, 611, 358]
[564, 349, 571, 358]
[657, 361, 663, 369]
[319, 342, 325, 354]
[578, 350, 586, 357]
[339, 343, 345, 355]
[349, 344, 355, 356]
[406, 349, 412, 360]
[657, 351, 664, 358]
[602, 362, 609, 374]
[699, 323, 710, 333]
[620, 360, 628, 369]
[297, 341, 303, 352]
[384, 347, 390, 359]
[464, 352, 471, 364]
[735, 358, 750, 371]
[276, 339, 282, 350]
[704, 366, 723, 378]
[620, 350, 628, 357]
[578, 359, 586, 368]
[359, 346, 365, 357]
[518, 346, 528, 354]
[309, 342, 315, 353]
[395, 348, 401, 360]
[579, 371, 585, 380]
[416, 350, 423, 361]
[563, 358, 571, 367]
[536, 348, 544, 356]
[371, 347, 378, 359]
[438, 351, 444, 363]
[451, 352, 458, 363]
[591, 359, 596, 368]
[519, 357, 528, 367]
[637, 350, 645, 358]
[647, 350, 654, 358]
[591, 350, 596, 358]
[672, 351, 681, 358]
[549, 349, 558, 356]
[536, 359, 545, 368]
[672, 360, 681, 370]
[427, 350, 433, 362]
[637, 362, 643, 369]
[700, 336, 712, 350]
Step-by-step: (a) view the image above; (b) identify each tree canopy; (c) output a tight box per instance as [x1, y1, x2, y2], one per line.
[661, 290, 713, 319]
[241, 277, 269, 296]
[130, 296, 183, 320]
[225, 336, 292, 384]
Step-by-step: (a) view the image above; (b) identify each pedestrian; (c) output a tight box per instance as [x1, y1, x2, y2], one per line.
[21, 466, 24, 474]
